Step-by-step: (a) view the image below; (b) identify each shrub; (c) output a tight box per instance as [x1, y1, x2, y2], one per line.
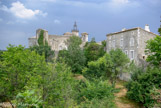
[13, 90, 43, 108]
[77, 79, 115, 108]
[83, 53, 113, 79]
[126, 67, 161, 107]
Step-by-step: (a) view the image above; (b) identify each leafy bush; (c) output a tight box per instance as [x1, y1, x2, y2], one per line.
[83, 49, 129, 87]
[13, 90, 43, 108]
[58, 36, 86, 74]
[126, 67, 161, 107]
[84, 41, 105, 64]
[0, 45, 48, 101]
[44, 61, 78, 107]
[77, 79, 115, 108]
[30, 45, 54, 62]
[83, 53, 113, 79]
[79, 97, 116, 108]
[145, 35, 161, 67]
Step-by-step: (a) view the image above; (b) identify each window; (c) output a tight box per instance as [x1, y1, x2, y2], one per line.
[130, 38, 134, 46]
[120, 38, 123, 47]
[130, 50, 134, 60]
[112, 40, 115, 48]
[125, 50, 128, 56]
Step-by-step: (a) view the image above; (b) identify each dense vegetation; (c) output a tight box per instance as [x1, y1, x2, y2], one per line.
[126, 28, 161, 107]
[58, 36, 86, 73]
[0, 28, 160, 108]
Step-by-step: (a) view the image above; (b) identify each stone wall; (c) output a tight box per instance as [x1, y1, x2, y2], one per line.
[137, 28, 156, 64]
[29, 28, 88, 51]
[48, 35, 69, 51]
[28, 37, 37, 47]
[106, 29, 138, 63]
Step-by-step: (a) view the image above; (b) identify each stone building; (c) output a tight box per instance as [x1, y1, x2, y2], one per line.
[106, 24, 156, 65]
[28, 22, 88, 52]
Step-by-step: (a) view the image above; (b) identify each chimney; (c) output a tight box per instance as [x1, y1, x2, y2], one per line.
[145, 24, 150, 32]
[122, 28, 126, 31]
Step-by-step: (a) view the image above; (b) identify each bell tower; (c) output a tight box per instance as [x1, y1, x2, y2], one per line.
[71, 21, 79, 36]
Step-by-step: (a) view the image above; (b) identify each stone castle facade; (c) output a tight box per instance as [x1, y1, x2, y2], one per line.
[28, 22, 88, 51]
[106, 24, 156, 65]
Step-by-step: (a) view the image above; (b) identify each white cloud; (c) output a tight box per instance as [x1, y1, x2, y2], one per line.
[54, 19, 60, 24]
[1, 1, 47, 19]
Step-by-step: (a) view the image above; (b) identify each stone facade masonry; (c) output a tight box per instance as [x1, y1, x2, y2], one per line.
[106, 25, 156, 81]
[106, 25, 156, 66]
[28, 22, 88, 52]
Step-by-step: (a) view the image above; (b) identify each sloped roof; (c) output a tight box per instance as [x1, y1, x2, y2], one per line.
[106, 27, 157, 36]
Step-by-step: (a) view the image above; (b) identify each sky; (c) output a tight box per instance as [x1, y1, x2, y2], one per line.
[0, 0, 160, 50]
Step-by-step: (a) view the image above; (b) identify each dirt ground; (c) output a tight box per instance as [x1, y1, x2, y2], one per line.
[114, 80, 143, 108]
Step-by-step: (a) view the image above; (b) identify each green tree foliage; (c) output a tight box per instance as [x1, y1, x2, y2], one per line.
[44, 61, 78, 107]
[126, 68, 161, 107]
[38, 30, 44, 46]
[77, 79, 116, 108]
[83, 53, 113, 79]
[109, 48, 130, 86]
[0, 45, 48, 102]
[145, 35, 161, 67]
[30, 45, 54, 62]
[84, 48, 129, 87]
[158, 27, 161, 36]
[58, 36, 86, 73]
[0, 50, 4, 61]
[13, 90, 43, 108]
[84, 40, 106, 64]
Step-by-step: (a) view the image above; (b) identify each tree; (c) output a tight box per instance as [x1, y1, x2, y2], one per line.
[158, 27, 161, 36]
[109, 48, 130, 87]
[83, 48, 129, 87]
[44, 61, 78, 107]
[0, 50, 4, 61]
[0, 45, 48, 105]
[83, 53, 113, 79]
[145, 35, 161, 67]
[30, 45, 54, 62]
[58, 36, 86, 73]
[84, 40, 106, 64]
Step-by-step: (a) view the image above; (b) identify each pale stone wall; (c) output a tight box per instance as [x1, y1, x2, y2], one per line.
[106, 27, 156, 81]
[106, 29, 138, 63]
[138, 28, 156, 62]
[28, 37, 37, 47]
[28, 29, 88, 51]
[48, 35, 69, 51]
[106, 28, 156, 65]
